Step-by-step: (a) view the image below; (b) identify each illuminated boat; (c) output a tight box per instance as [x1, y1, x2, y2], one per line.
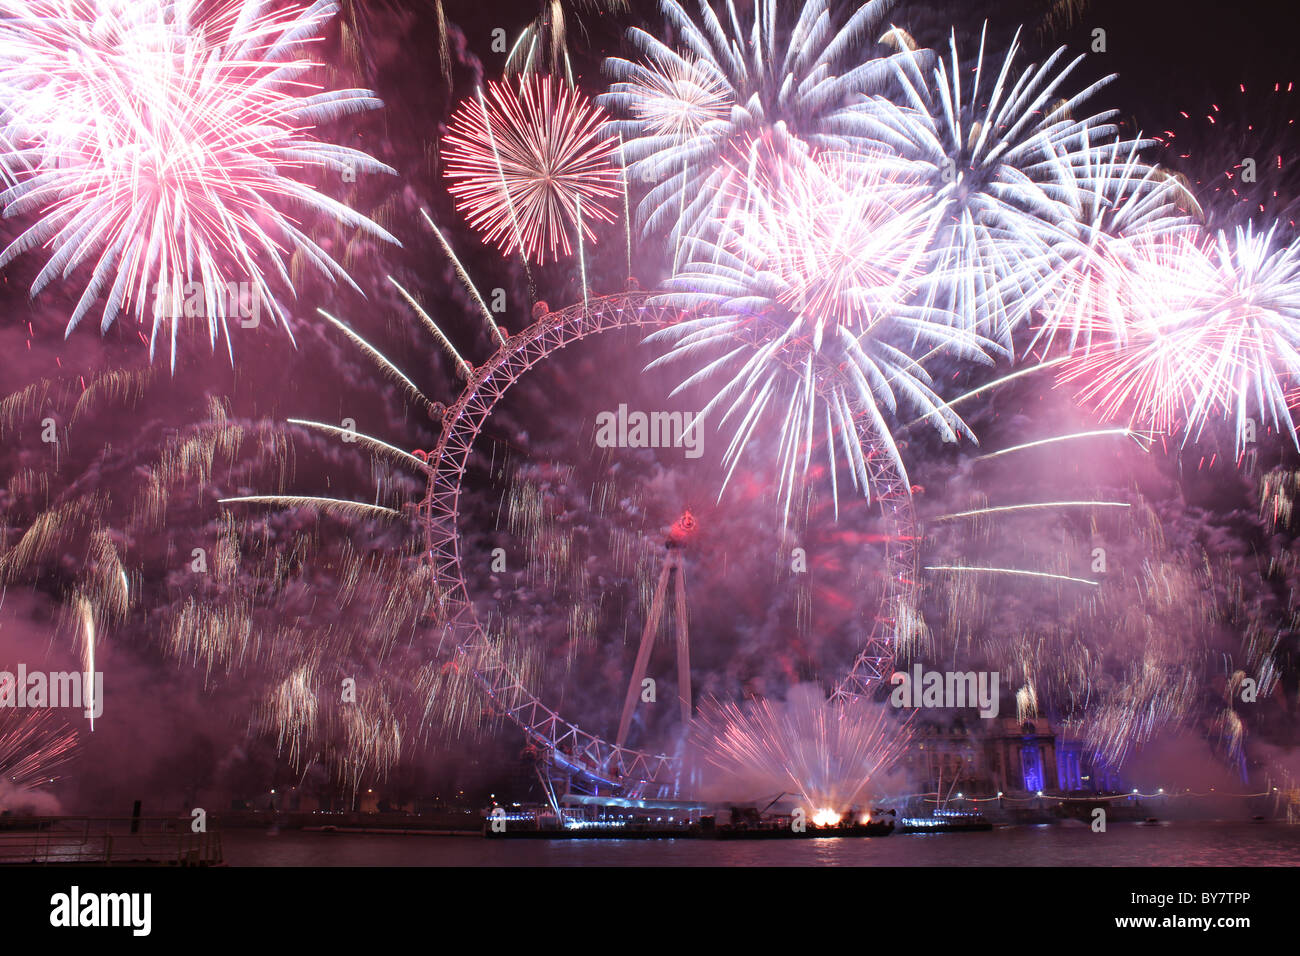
[898, 809, 993, 833]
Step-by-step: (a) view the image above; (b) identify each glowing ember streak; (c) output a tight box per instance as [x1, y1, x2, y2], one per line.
[974, 428, 1152, 461]
[905, 356, 1072, 428]
[924, 566, 1101, 587]
[934, 501, 1131, 522]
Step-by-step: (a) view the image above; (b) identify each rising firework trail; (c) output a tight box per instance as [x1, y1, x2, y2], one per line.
[974, 428, 1154, 462]
[286, 419, 431, 472]
[316, 309, 438, 412]
[924, 565, 1101, 587]
[218, 496, 401, 519]
[933, 501, 1131, 522]
[419, 209, 508, 346]
[904, 356, 1073, 429]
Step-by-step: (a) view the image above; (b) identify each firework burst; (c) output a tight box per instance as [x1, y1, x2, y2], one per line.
[1059, 223, 1300, 452]
[443, 75, 622, 265]
[862, 25, 1124, 347]
[1027, 136, 1191, 354]
[0, 0, 398, 367]
[690, 684, 911, 816]
[648, 152, 991, 517]
[602, 0, 905, 246]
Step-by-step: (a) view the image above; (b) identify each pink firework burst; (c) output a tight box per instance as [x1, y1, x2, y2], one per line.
[0, 0, 398, 367]
[1026, 136, 1192, 356]
[442, 76, 621, 265]
[1060, 223, 1300, 451]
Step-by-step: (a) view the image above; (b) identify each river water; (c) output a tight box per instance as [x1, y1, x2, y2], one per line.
[220, 821, 1300, 866]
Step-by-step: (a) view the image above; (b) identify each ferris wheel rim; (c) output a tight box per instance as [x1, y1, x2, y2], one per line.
[419, 290, 918, 793]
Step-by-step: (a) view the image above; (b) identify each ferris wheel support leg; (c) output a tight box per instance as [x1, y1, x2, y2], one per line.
[534, 762, 562, 820]
[673, 553, 692, 729]
[616, 557, 672, 750]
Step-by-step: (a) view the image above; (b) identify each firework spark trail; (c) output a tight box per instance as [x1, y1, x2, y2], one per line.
[286, 419, 430, 472]
[443, 76, 621, 265]
[0, 708, 78, 793]
[384, 277, 473, 379]
[419, 209, 507, 346]
[218, 495, 401, 519]
[691, 685, 912, 816]
[925, 565, 1101, 587]
[973, 428, 1153, 462]
[505, 0, 631, 82]
[903, 356, 1072, 429]
[933, 501, 1131, 522]
[1259, 467, 1300, 530]
[0, 0, 398, 366]
[316, 309, 437, 412]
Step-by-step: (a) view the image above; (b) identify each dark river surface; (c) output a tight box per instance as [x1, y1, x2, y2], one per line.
[219, 821, 1300, 866]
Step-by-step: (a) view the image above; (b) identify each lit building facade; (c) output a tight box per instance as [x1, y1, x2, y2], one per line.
[902, 716, 1124, 796]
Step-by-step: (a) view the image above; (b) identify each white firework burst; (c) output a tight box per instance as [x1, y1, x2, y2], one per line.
[861, 24, 1125, 350]
[647, 152, 992, 519]
[602, 0, 906, 249]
